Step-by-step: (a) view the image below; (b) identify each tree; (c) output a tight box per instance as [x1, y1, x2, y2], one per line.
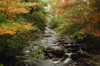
[55, 0, 100, 39]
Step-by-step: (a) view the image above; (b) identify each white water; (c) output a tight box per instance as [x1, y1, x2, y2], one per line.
[22, 1, 87, 66]
[63, 53, 73, 66]
[39, 25, 76, 66]
[40, 25, 63, 52]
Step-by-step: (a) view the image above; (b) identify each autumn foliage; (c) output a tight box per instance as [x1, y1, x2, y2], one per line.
[0, 0, 47, 63]
[0, 21, 34, 35]
[0, 0, 39, 35]
[54, 0, 100, 39]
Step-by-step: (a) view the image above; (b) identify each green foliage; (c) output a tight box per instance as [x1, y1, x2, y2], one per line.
[25, 46, 44, 60]
[48, 17, 59, 29]
[21, 5, 47, 30]
[0, 0, 47, 64]
[50, 0, 100, 40]
[0, 29, 42, 59]
[0, 34, 22, 58]
[0, 64, 3, 66]
[0, 11, 7, 22]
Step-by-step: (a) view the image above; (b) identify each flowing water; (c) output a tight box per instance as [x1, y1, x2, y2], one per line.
[22, 3, 88, 66]
[40, 25, 63, 51]
[24, 25, 79, 66]
[40, 25, 87, 66]
[39, 25, 79, 66]
[23, 24, 87, 66]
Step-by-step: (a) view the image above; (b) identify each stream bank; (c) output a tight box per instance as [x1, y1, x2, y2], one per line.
[21, 25, 89, 66]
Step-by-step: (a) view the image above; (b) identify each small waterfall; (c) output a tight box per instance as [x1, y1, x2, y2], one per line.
[63, 53, 73, 66]
[22, 3, 88, 66]
[40, 25, 59, 48]
[22, 25, 87, 66]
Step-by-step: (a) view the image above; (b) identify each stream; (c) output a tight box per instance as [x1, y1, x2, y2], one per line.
[22, 3, 88, 66]
[23, 25, 88, 66]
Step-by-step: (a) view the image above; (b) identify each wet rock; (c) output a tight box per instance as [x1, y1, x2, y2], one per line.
[44, 47, 54, 52]
[63, 43, 79, 47]
[71, 53, 79, 60]
[79, 53, 90, 58]
[48, 53, 54, 58]
[44, 47, 64, 58]
[52, 58, 63, 64]
[64, 48, 78, 53]
[63, 58, 73, 66]
[21, 25, 88, 66]
[59, 35, 75, 43]
[23, 60, 38, 66]
[57, 39, 65, 43]
[53, 58, 63, 61]
[45, 47, 64, 54]
[21, 56, 28, 60]
[59, 42, 69, 45]
[44, 35, 52, 37]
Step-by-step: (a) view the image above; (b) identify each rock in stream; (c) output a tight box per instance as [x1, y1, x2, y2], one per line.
[22, 25, 88, 66]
